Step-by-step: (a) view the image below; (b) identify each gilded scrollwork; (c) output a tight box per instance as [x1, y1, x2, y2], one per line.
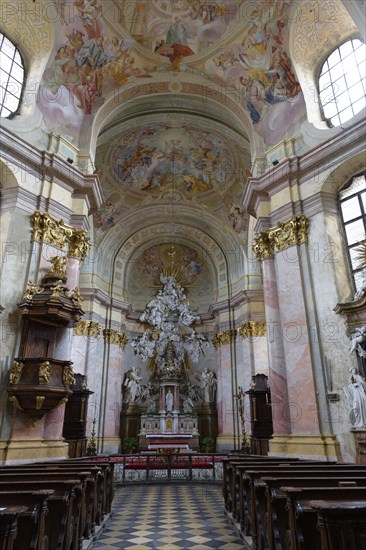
[35, 396, 45, 410]
[253, 215, 309, 260]
[237, 322, 266, 339]
[22, 281, 44, 301]
[32, 211, 73, 250]
[68, 230, 91, 261]
[9, 361, 24, 385]
[73, 320, 102, 338]
[68, 287, 83, 308]
[252, 232, 274, 261]
[45, 256, 67, 280]
[32, 212, 90, 260]
[103, 329, 129, 349]
[38, 361, 51, 385]
[212, 330, 236, 348]
[50, 280, 66, 299]
[8, 396, 24, 410]
[63, 365, 76, 387]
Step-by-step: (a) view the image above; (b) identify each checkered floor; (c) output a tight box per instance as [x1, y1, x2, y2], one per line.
[93, 484, 244, 549]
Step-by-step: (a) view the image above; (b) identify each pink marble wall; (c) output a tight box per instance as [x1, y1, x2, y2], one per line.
[10, 413, 44, 440]
[262, 258, 292, 435]
[66, 257, 80, 289]
[236, 339, 254, 434]
[43, 403, 66, 439]
[216, 344, 234, 437]
[103, 345, 123, 438]
[275, 249, 320, 434]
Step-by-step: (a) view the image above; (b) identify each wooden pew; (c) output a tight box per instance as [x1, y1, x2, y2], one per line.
[0, 477, 82, 550]
[0, 467, 97, 547]
[239, 465, 366, 549]
[309, 499, 366, 550]
[0, 490, 53, 550]
[282, 486, 366, 550]
[0, 506, 26, 550]
[260, 475, 366, 550]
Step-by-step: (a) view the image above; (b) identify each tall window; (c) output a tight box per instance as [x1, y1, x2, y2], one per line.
[318, 38, 366, 127]
[339, 174, 366, 293]
[0, 32, 24, 118]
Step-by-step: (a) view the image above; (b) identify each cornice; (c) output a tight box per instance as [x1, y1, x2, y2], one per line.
[0, 126, 103, 214]
[242, 118, 366, 217]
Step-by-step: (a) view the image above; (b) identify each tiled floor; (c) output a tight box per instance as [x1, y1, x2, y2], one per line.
[93, 483, 245, 549]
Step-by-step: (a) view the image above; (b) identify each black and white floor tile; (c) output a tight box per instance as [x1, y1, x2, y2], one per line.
[93, 484, 244, 549]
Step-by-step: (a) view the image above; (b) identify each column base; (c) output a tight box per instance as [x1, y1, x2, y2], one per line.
[216, 435, 237, 452]
[100, 436, 121, 455]
[268, 434, 341, 461]
[0, 439, 69, 464]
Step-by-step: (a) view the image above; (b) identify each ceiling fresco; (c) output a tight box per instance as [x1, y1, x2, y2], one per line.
[36, 0, 306, 145]
[109, 122, 233, 194]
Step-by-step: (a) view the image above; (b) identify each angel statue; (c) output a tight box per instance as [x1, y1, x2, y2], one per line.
[122, 365, 142, 403]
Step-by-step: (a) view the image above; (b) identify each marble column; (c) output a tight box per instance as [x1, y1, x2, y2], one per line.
[215, 333, 236, 450]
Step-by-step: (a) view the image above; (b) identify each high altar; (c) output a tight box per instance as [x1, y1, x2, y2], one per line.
[120, 274, 217, 452]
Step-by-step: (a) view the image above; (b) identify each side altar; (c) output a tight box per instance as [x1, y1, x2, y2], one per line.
[120, 274, 217, 453]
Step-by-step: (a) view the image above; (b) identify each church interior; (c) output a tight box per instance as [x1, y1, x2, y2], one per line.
[0, 0, 366, 548]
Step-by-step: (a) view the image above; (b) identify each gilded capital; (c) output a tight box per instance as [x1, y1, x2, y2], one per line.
[103, 329, 129, 349]
[237, 322, 266, 339]
[253, 215, 309, 259]
[73, 320, 102, 338]
[68, 230, 91, 261]
[252, 232, 274, 261]
[212, 330, 236, 348]
[32, 211, 73, 250]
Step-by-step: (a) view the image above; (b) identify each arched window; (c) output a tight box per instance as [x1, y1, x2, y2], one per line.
[0, 32, 25, 118]
[318, 38, 365, 127]
[339, 173, 366, 293]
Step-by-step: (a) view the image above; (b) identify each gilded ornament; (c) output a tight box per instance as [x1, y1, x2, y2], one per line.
[44, 256, 67, 280]
[50, 280, 66, 299]
[9, 361, 24, 385]
[73, 320, 101, 338]
[35, 396, 45, 410]
[32, 211, 73, 250]
[212, 330, 236, 348]
[252, 232, 274, 261]
[253, 215, 309, 260]
[63, 365, 76, 387]
[38, 361, 51, 384]
[22, 281, 44, 301]
[103, 329, 129, 349]
[69, 287, 83, 307]
[8, 396, 24, 410]
[237, 322, 266, 339]
[57, 398, 68, 407]
[68, 230, 91, 261]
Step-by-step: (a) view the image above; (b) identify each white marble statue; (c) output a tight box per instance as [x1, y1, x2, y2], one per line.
[123, 365, 142, 403]
[183, 394, 194, 413]
[166, 389, 174, 411]
[354, 270, 366, 301]
[350, 326, 366, 357]
[200, 367, 217, 403]
[343, 367, 366, 428]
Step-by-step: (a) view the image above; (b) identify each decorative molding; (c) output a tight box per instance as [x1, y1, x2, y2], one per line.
[253, 215, 309, 260]
[73, 320, 102, 338]
[103, 329, 129, 349]
[237, 322, 266, 339]
[212, 330, 236, 348]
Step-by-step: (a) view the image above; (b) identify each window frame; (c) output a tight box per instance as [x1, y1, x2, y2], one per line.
[338, 171, 366, 294]
[317, 36, 366, 128]
[0, 31, 25, 119]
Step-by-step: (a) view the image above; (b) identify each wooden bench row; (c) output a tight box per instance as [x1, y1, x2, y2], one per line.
[0, 458, 114, 550]
[222, 455, 366, 550]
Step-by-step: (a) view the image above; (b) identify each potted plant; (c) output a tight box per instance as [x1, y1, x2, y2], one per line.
[122, 436, 138, 454]
[201, 436, 215, 453]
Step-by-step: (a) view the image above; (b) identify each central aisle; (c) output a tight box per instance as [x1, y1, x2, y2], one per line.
[93, 483, 245, 549]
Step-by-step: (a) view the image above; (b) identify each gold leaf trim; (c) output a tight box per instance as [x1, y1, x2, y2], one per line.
[212, 330, 236, 348]
[253, 215, 309, 260]
[73, 320, 102, 338]
[237, 322, 266, 339]
[103, 329, 129, 349]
